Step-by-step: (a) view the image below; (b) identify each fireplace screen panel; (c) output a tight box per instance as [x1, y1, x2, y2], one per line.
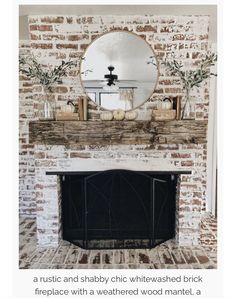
[61, 170, 177, 249]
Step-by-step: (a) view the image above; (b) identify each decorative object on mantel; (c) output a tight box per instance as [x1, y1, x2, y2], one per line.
[78, 97, 84, 120]
[100, 111, 113, 121]
[78, 96, 88, 121]
[152, 109, 176, 121]
[113, 109, 125, 120]
[163, 52, 217, 119]
[61, 100, 75, 113]
[153, 96, 180, 121]
[125, 110, 138, 120]
[55, 112, 79, 121]
[19, 54, 79, 120]
[83, 97, 88, 121]
[158, 97, 173, 110]
[56, 100, 78, 120]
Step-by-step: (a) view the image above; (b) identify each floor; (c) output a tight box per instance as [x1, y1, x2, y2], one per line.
[19, 213, 217, 269]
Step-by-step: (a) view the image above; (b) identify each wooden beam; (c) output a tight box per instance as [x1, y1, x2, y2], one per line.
[29, 120, 207, 146]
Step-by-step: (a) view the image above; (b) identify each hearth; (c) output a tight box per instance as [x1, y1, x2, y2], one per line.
[57, 169, 179, 249]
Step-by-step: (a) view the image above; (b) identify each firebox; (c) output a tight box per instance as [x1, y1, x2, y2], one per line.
[58, 169, 179, 249]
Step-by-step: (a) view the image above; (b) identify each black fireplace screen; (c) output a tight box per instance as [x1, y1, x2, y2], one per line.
[61, 170, 177, 249]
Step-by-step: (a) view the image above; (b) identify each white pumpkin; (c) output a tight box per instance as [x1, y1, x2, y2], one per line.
[61, 102, 75, 113]
[100, 111, 113, 121]
[113, 109, 125, 120]
[160, 98, 173, 110]
[125, 110, 138, 120]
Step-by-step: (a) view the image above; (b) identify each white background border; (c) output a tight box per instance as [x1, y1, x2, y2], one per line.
[0, 0, 235, 297]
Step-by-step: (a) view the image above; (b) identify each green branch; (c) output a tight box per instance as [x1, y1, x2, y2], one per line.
[19, 54, 81, 91]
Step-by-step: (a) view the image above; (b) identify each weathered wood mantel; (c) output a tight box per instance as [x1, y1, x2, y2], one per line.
[29, 120, 207, 146]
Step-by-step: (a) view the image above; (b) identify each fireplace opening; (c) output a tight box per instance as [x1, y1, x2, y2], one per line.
[60, 169, 177, 249]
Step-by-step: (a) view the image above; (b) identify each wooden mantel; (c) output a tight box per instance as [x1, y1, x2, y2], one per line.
[29, 120, 207, 146]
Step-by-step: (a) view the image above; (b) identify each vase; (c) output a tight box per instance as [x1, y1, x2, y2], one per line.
[38, 87, 55, 120]
[182, 89, 194, 119]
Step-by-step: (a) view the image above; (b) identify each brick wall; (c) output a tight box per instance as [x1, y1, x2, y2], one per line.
[28, 14, 210, 120]
[34, 143, 206, 246]
[19, 41, 36, 217]
[19, 14, 210, 246]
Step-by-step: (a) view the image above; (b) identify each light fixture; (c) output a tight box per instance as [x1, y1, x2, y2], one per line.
[103, 65, 119, 91]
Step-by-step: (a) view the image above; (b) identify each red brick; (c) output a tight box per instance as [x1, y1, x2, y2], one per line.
[155, 88, 164, 93]
[28, 17, 38, 24]
[110, 26, 129, 31]
[69, 52, 82, 58]
[19, 88, 33, 93]
[157, 144, 179, 150]
[192, 52, 202, 59]
[80, 44, 88, 50]
[160, 26, 173, 33]
[172, 34, 185, 41]
[30, 33, 41, 40]
[51, 86, 68, 93]
[164, 87, 182, 93]
[181, 184, 198, 190]
[171, 153, 191, 158]
[19, 75, 31, 81]
[41, 16, 64, 23]
[30, 25, 53, 31]
[56, 44, 78, 50]
[181, 160, 194, 167]
[136, 25, 156, 32]
[43, 34, 65, 41]
[195, 255, 209, 264]
[155, 43, 166, 50]
[67, 35, 80, 41]
[77, 16, 95, 24]
[199, 34, 208, 40]
[49, 52, 67, 59]
[185, 34, 196, 41]
[22, 82, 33, 87]
[35, 160, 57, 167]
[31, 43, 53, 49]
[91, 34, 99, 41]
[192, 198, 201, 205]
[70, 152, 91, 158]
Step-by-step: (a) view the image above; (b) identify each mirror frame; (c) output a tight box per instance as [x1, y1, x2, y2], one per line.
[79, 30, 158, 112]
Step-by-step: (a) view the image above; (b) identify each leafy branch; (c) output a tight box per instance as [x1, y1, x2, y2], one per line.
[163, 53, 217, 90]
[163, 52, 217, 119]
[19, 54, 80, 91]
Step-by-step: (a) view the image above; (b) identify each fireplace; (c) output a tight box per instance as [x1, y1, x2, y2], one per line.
[58, 170, 179, 249]
[30, 120, 207, 247]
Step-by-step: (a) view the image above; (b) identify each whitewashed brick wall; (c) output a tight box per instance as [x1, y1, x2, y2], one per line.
[28, 14, 210, 120]
[19, 41, 36, 217]
[34, 143, 206, 246]
[19, 14, 210, 246]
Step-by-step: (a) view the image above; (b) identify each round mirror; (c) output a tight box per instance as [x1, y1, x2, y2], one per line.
[80, 31, 158, 111]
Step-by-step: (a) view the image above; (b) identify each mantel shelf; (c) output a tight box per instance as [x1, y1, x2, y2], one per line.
[29, 120, 207, 146]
